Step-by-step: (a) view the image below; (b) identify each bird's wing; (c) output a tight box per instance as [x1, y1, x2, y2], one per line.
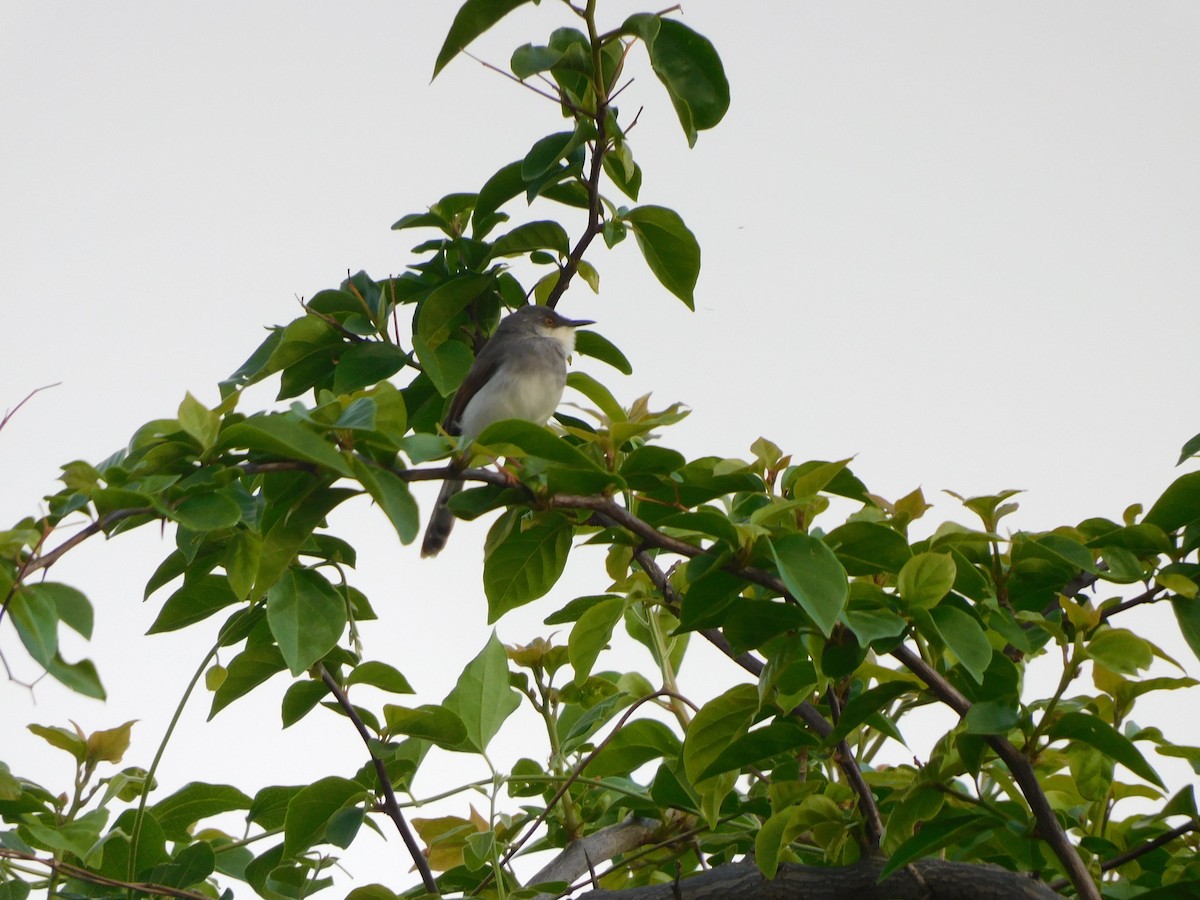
[442, 338, 506, 435]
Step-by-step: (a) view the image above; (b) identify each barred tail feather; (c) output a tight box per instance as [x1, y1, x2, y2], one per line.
[421, 477, 463, 557]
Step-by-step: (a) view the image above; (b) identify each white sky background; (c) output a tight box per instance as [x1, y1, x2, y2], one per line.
[2, 0, 1199, 892]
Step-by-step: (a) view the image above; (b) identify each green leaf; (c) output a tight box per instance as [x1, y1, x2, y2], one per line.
[754, 806, 807, 880]
[143, 841, 216, 890]
[964, 701, 1020, 735]
[351, 458, 420, 545]
[927, 604, 992, 684]
[510, 42, 565, 79]
[178, 392, 220, 450]
[209, 644, 287, 719]
[1032, 533, 1098, 574]
[267, 568, 347, 676]
[623, 15, 729, 146]
[1145, 471, 1200, 532]
[28, 723, 87, 763]
[282, 776, 365, 857]
[151, 783, 253, 842]
[148, 575, 240, 634]
[30, 582, 93, 640]
[682, 683, 758, 787]
[416, 273, 493, 350]
[9, 586, 58, 666]
[224, 530, 262, 602]
[221, 414, 352, 477]
[489, 220, 570, 258]
[573, 330, 632, 375]
[1178, 431, 1200, 465]
[768, 534, 849, 638]
[897, 552, 957, 609]
[252, 486, 355, 599]
[879, 815, 990, 879]
[281, 680, 331, 727]
[476, 419, 599, 470]
[722, 600, 808, 654]
[824, 522, 913, 575]
[696, 719, 817, 781]
[569, 596, 625, 685]
[677, 566, 744, 632]
[585, 719, 682, 779]
[433, 0, 534, 77]
[1171, 596, 1200, 664]
[483, 511, 573, 622]
[1047, 711, 1164, 787]
[522, 130, 580, 180]
[825, 681, 913, 746]
[86, 719, 135, 764]
[44, 654, 105, 699]
[442, 632, 521, 753]
[842, 606, 908, 646]
[347, 661, 415, 694]
[170, 492, 242, 532]
[566, 372, 625, 422]
[412, 336, 475, 397]
[332, 343, 408, 395]
[623, 206, 700, 308]
[382, 704, 468, 748]
[1087, 627, 1153, 676]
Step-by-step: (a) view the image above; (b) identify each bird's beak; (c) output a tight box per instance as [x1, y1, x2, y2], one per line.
[564, 317, 595, 328]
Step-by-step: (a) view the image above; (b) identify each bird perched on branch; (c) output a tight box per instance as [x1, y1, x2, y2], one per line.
[420, 304, 594, 557]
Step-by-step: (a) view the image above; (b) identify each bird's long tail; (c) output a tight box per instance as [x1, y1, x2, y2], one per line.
[421, 474, 463, 557]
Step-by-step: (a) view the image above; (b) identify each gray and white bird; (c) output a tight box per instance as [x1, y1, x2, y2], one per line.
[420, 304, 593, 557]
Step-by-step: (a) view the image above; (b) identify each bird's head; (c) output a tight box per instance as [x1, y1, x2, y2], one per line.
[502, 304, 594, 355]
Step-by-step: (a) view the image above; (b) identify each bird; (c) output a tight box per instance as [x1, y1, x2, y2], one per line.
[420, 304, 594, 557]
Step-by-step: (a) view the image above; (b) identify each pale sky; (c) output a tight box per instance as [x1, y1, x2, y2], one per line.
[2, 2, 1198, 892]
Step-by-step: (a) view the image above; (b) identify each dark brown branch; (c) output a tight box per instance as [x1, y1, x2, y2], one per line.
[575, 857, 1063, 899]
[0, 848, 212, 900]
[891, 646, 1098, 900]
[631, 548, 884, 849]
[318, 666, 438, 896]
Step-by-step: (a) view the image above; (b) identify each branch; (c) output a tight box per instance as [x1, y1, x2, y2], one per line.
[545, 8, 610, 310]
[318, 666, 439, 896]
[574, 857, 1063, 899]
[890, 646, 1099, 900]
[0, 383, 60, 433]
[555, 495, 1096, 897]
[526, 815, 660, 899]
[0, 848, 213, 900]
[497, 690, 691, 877]
[631, 549, 884, 850]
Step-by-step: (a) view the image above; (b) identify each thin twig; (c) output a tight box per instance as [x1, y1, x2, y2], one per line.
[495, 689, 694, 877]
[0, 383, 61, 433]
[0, 848, 211, 900]
[633, 548, 884, 850]
[318, 665, 439, 896]
[1047, 817, 1200, 891]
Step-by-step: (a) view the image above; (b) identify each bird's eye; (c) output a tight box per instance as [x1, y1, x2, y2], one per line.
[544, 316, 555, 327]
